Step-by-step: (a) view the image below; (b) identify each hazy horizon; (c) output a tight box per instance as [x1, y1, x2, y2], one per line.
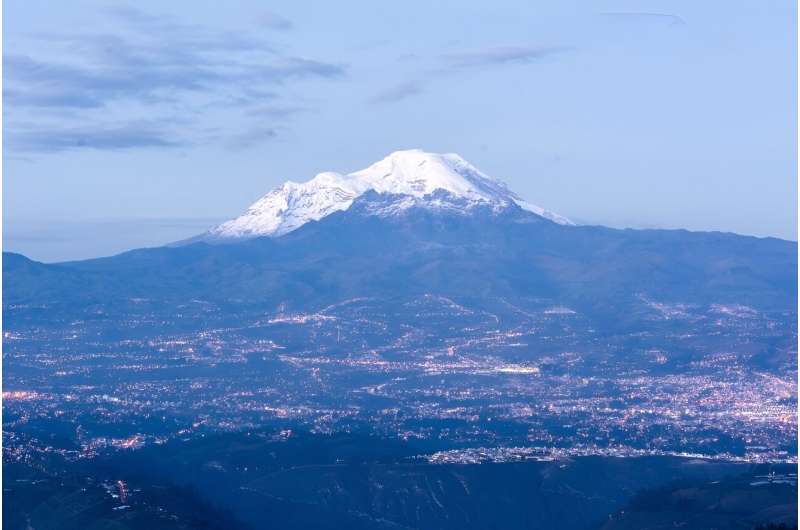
[5, 201, 799, 264]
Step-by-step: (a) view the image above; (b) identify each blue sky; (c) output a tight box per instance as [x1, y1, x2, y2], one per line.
[4, 0, 797, 261]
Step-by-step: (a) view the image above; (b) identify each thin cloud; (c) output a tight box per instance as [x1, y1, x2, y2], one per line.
[4, 85, 104, 109]
[368, 44, 569, 105]
[7, 122, 184, 153]
[259, 11, 294, 31]
[5, 38, 343, 111]
[225, 127, 279, 151]
[251, 104, 310, 119]
[443, 46, 570, 70]
[4, 6, 343, 154]
[370, 81, 424, 104]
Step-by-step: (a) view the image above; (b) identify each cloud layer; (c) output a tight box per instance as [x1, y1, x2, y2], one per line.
[4, 7, 343, 153]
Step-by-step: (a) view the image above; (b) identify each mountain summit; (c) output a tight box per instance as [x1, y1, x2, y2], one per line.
[205, 149, 572, 240]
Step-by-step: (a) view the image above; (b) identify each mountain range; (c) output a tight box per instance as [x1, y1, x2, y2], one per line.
[4, 150, 797, 324]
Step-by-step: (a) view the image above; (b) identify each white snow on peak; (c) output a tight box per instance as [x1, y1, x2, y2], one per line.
[208, 149, 573, 239]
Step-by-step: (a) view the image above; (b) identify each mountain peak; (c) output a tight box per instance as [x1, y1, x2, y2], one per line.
[206, 150, 572, 240]
[350, 149, 502, 198]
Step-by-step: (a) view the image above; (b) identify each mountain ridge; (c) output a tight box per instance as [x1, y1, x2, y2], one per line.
[4, 191, 796, 324]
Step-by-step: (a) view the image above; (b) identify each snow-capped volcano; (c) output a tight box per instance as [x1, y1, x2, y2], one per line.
[206, 149, 572, 239]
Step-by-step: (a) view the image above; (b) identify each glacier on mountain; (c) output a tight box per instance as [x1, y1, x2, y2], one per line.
[206, 149, 572, 239]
